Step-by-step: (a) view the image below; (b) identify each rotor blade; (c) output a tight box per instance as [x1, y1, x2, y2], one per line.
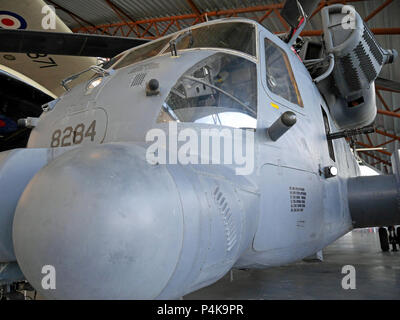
[376, 77, 400, 93]
[0, 29, 148, 58]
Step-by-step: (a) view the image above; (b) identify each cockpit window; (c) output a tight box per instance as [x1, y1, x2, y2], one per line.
[112, 22, 257, 71]
[157, 53, 257, 129]
[113, 36, 172, 70]
[175, 22, 256, 57]
[264, 39, 303, 107]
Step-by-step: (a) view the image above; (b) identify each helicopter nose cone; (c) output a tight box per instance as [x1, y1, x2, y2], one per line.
[12, 143, 183, 299]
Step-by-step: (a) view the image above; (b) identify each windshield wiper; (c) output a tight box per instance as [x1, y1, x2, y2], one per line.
[182, 75, 256, 117]
[169, 31, 193, 56]
[61, 65, 110, 91]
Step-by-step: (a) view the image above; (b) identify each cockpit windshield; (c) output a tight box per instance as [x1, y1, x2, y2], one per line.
[113, 21, 257, 70]
[157, 53, 257, 129]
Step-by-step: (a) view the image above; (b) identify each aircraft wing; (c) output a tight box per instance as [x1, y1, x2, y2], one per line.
[0, 0, 145, 97]
[0, 29, 147, 58]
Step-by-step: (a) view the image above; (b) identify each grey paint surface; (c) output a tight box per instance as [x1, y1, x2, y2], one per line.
[0, 16, 398, 299]
[41, 0, 400, 174]
[0, 149, 51, 262]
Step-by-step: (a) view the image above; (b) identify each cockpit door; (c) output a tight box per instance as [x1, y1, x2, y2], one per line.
[254, 31, 324, 256]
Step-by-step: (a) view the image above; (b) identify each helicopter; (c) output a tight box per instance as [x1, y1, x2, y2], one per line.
[1, 0, 400, 299]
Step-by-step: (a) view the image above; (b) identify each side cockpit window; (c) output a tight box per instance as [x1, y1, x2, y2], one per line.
[157, 53, 257, 129]
[264, 39, 303, 107]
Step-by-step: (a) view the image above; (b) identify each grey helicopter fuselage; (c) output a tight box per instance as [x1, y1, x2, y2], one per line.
[3, 19, 360, 299]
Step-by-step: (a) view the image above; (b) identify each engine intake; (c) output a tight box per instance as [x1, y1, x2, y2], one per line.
[318, 4, 397, 129]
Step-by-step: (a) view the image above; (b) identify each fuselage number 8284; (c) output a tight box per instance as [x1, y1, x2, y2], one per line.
[50, 120, 97, 148]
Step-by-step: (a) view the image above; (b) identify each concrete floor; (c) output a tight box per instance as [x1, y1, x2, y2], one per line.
[184, 229, 400, 299]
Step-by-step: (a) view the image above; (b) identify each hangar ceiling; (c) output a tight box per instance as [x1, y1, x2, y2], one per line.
[45, 0, 400, 173]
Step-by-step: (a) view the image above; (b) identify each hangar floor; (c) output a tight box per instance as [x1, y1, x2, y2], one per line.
[184, 229, 400, 300]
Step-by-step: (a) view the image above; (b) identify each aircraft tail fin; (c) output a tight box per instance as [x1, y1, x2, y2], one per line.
[0, 0, 97, 96]
[0, 0, 72, 32]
